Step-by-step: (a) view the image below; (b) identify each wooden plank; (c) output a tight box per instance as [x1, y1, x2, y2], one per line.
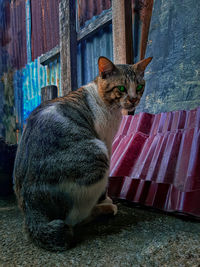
[112, 0, 133, 115]
[41, 85, 58, 103]
[40, 45, 60, 66]
[140, 0, 154, 60]
[40, 9, 112, 66]
[112, 0, 133, 64]
[77, 9, 112, 42]
[40, 9, 112, 68]
[59, 0, 77, 95]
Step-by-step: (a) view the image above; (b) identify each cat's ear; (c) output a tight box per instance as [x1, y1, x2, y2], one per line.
[133, 57, 153, 74]
[98, 57, 116, 78]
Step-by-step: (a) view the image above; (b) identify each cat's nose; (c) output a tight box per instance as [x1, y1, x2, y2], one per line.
[129, 97, 137, 103]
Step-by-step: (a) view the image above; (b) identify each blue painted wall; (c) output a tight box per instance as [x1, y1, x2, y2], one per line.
[14, 22, 113, 127]
[1, 1, 113, 139]
[14, 57, 61, 125]
[77, 23, 113, 87]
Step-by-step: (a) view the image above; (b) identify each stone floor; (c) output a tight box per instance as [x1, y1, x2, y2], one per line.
[0, 195, 200, 267]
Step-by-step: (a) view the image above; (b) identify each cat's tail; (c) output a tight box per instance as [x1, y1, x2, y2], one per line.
[24, 212, 74, 251]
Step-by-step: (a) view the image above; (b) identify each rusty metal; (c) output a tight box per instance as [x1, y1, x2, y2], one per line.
[0, 0, 27, 69]
[11, 0, 27, 69]
[132, 0, 154, 62]
[139, 0, 154, 60]
[31, 0, 60, 61]
[77, 0, 111, 29]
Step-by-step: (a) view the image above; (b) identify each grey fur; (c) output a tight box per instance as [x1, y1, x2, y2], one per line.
[14, 84, 116, 251]
[14, 57, 150, 251]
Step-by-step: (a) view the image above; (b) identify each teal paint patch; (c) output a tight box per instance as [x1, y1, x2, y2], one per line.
[14, 57, 61, 126]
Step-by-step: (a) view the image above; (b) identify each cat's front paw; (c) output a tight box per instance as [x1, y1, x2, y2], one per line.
[110, 203, 118, 215]
[99, 196, 113, 205]
[92, 203, 118, 217]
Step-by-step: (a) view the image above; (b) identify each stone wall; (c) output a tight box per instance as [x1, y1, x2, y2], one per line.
[136, 0, 200, 114]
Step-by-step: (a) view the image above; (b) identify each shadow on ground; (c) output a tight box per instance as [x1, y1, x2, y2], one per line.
[0, 195, 200, 266]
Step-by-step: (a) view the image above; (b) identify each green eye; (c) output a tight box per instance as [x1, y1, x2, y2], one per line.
[136, 85, 143, 92]
[117, 86, 126, 92]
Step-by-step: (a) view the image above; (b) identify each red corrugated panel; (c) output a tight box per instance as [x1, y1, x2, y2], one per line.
[77, 0, 111, 28]
[31, 0, 60, 60]
[109, 107, 200, 218]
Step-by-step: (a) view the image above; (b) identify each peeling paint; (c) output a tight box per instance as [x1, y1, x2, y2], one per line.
[14, 57, 60, 126]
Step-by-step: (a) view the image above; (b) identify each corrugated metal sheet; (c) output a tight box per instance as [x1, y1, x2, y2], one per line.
[77, 0, 111, 29]
[14, 57, 61, 126]
[0, 0, 9, 74]
[0, 0, 27, 69]
[109, 108, 200, 218]
[46, 57, 61, 96]
[31, 0, 60, 60]
[9, 0, 152, 129]
[10, 0, 27, 69]
[13, 6, 112, 128]
[77, 23, 113, 87]
[0, 0, 10, 49]
[77, 0, 153, 69]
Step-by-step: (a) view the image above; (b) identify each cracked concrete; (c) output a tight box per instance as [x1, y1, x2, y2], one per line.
[0, 196, 200, 267]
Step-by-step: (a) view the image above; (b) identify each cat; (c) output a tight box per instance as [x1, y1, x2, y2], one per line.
[14, 56, 152, 251]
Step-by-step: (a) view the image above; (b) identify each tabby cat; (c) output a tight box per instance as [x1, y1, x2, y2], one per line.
[14, 56, 152, 251]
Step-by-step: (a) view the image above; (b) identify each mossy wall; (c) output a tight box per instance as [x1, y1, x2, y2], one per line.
[1, 71, 16, 143]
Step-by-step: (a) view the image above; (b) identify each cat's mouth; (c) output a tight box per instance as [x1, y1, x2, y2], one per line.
[127, 106, 136, 112]
[120, 97, 140, 111]
[121, 102, 138, 112]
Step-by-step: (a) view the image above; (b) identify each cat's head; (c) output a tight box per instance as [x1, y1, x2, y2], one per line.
[97, 56, 152, 112]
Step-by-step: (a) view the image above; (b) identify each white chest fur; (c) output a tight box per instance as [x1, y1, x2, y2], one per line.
[85, 83, 122, 153]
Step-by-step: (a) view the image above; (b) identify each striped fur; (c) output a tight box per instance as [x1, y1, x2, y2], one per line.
[14, 56, 152, 251]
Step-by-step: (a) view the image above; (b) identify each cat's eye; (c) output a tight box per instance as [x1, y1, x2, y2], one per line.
[117, 86, 126, 92]
[136, 85, 143, 92]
